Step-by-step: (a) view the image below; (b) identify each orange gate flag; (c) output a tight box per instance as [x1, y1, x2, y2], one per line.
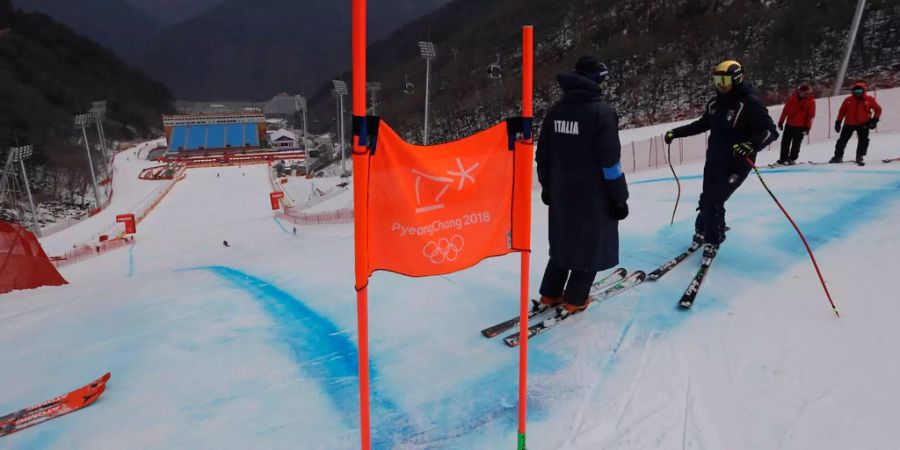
[360, 120, 532, 278]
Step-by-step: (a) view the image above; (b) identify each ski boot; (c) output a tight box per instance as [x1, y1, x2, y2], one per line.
[690, 233, 705, 251]
[856, 156, 865, 166]
[702, 243, 719, 259]
[829, 156, 843, 164]
[560, 298, 590, 316]
[539, 295, 563, 309]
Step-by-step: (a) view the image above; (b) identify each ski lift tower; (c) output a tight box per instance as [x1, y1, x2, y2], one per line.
[332, 80, 349, 177]
[74, 113, 102, 209]
[9, 145, 40, 235]
[418, 41, 436, 145]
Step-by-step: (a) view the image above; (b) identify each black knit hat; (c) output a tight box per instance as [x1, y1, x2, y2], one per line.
[575, 56, 609, 83]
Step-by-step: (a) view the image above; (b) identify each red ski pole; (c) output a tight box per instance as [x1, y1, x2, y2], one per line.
[745, 156, 840, 317]
[667, 143, 681, 225]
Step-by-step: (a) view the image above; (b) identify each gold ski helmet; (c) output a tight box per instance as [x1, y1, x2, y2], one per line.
[712, 60, 744, 92]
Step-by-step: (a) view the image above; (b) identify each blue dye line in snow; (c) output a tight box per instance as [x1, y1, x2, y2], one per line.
[127, 244, 135, 277]
[184, 266, 416, 448]
[272, 216, 290, 234]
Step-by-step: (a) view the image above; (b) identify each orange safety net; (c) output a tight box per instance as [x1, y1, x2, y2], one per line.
[0, 221, 68, 295]
[361, 120, 531, 279]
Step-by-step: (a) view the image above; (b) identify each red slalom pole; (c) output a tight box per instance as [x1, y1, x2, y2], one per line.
[745, 156, 840, 317]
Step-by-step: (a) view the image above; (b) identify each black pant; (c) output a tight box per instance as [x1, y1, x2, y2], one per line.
[779, 125, 805, 161]
[834, 125, 870, 159]
[540, 259, 597, 307]
[695, 162, 749, 245]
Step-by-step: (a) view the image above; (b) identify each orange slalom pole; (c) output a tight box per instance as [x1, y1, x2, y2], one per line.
[351, 0, 371, 449]
[517, 25, 533, 450]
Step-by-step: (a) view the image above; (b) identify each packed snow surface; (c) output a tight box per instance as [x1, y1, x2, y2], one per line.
[2, 127, 899, 449]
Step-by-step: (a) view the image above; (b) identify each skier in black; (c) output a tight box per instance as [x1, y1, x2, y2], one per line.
[536, 56, 629, 314]
[664, 60, 778, 257]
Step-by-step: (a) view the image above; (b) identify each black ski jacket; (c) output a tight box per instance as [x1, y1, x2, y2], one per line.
[672, 83, 778, 168]
[536, 72, 628, 272]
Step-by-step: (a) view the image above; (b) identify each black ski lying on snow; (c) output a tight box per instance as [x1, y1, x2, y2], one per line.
[480, 268, 627, 338]
[883, 157, 900, 163]
[503, 271, 646, 347]
[678, 247, 719, 309]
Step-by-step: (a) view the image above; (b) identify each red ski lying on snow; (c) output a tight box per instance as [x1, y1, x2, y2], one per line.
[1, 372, 110, 437]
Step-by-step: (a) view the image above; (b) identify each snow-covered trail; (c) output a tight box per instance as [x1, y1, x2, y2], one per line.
[1, 131, 899, 449]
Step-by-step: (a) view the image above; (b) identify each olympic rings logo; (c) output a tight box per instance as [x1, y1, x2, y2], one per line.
[423, 235, 465, 264]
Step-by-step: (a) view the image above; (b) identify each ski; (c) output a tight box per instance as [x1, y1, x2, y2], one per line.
[678, 247, 718, 309]
[646, 242, 703, 282]
[1, 372, 110, 437]
[807, 160, 858, 166]
[503, 271, 646, 347]
[882, 157, 899, 163]
[481, 268, 627, 338]
[765, 161, 806, 169]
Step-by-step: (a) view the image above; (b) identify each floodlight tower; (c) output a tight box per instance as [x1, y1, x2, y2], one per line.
[332, 80, 349, 176]
[418, 41, 436, 145]
[833, 0, 867, 95]
[11, 145, 40, 235]
[296, 95, 311, 176]
[74, 113, 102, 209]
[366, 82, 382, 115]
[91, 101, 109, 169]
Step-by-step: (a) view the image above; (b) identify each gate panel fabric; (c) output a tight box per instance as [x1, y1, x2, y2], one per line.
[364, 121, 528, 278]
[0, 221, 67, 295]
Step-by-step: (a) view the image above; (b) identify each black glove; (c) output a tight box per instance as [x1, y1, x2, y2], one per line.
[834, 121, 842, 133]
[732, 142, 756, 158]
[541, 189, 550, 206]
[868, 118, 879, 130]
[611, 201, 629, 220]
[778, 122, 784, 131]
[664, 131, 675, 145]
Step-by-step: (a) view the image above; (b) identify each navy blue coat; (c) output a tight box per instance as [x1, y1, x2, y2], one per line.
[536, 72, 628, 272]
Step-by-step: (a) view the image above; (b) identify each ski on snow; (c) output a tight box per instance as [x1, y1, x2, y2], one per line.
[883, 157, 900, 163]
[678, 247, 719, 309]
[807, 160, 864, 166]
[503, 271, 646, 347]
[480, 268, 627, 338]
[1, 372, 110, 437]
[645, 241, 703, 282]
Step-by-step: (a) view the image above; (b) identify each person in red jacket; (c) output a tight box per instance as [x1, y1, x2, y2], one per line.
[831, 81, 883, 165]
[777, 82, 815, 165]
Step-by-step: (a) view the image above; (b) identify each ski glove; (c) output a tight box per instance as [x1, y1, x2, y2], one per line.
[611, 201, 629, 220]
[541, 189, 551, 206]
[732, 142, 756, 157]
[664, 131, 675, 145]
[778, 122, 784, 131]
[868, 118, 879, 130]
[834, 121, 842, 133]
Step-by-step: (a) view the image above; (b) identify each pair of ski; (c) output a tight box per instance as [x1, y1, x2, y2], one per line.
[1, 372, 110, 437]
[646, 241, 717, 308]
[482, 268, 646, 347]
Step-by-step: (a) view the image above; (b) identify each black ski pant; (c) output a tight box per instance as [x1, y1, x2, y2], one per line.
[779, 125, 805, 162]
[834, 125, 870, 159]
[694, 161, 750, 245]
[540, 259, 596, 307]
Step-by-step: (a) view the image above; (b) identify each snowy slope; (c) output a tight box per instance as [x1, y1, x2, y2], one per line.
[1, 128, 899, 448]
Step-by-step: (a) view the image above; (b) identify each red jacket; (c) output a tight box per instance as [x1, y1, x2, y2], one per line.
[838, 83, 883, 126]
[778, 91, 816, 129]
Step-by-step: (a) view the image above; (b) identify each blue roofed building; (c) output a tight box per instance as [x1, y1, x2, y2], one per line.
[163, 112, 267, 156]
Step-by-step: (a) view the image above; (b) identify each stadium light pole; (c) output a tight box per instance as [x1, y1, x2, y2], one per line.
[91, 101, 109, 170]
[333, 80, 349, 176]
[11, 145, 40, 235]
[833, 0, 867, 96]
[297, 95, 311, 176]
[366, 82, 381, 115]
[419, 41, 436, 145]
[74, 114, 102, 209]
